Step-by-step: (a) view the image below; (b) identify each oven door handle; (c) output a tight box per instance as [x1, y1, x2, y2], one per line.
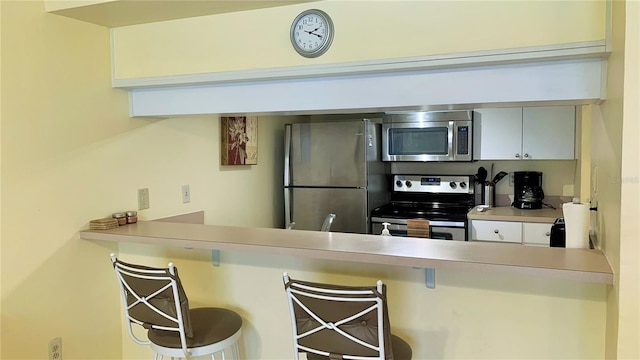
[372, 217, 465, 227]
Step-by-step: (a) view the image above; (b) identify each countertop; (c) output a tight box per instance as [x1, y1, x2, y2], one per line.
[79, 220, 612, 284]
[467, 205, 563, 223]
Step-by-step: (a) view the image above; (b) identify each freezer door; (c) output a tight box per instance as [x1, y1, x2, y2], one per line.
[287, 121, 367, 187]
[286, 188, 368, 234]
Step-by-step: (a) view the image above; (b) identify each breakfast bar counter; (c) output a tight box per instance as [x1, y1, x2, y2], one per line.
[80, 220, 613, 284]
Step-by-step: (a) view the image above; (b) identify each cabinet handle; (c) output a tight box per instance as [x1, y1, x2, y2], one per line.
[524, 153, 530, 158]
[515, 153, 520, 158]
[545, 232, 550, 236]
[494, 229, 499, 234]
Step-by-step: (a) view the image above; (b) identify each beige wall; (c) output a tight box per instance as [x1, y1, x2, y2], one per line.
[0, 2, 291, 358]
[111, 0, 606, 80]
[617, 1, 639, 358]
[0, 2, 3, 357]
[1, 1, 125, 358]
[594, 1, 623, 358]
[4, 0, 637, 359]
[592, 0, 639, 359]
[577, 105, 592, 203]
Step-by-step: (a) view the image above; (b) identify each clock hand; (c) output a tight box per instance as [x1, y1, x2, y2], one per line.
[303, 29, 323, 38]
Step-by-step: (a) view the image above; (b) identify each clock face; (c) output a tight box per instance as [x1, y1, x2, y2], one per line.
[290, 10, 334, 58]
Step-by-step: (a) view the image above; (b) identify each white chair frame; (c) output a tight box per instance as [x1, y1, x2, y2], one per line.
[283, 272, 387, 360]
[111, 254, 241, 359]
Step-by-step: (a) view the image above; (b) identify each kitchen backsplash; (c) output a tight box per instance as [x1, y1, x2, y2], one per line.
[392, 160, 577, 198]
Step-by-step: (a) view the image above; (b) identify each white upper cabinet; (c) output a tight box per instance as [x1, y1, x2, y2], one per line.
[522, 106, 576, 160]
[473, 106, 575, 160]
[473, 108, 523, 160]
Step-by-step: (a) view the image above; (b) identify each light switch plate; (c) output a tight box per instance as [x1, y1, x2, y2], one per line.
[181, 185, 190, 203]
[138, 188, 150, 210]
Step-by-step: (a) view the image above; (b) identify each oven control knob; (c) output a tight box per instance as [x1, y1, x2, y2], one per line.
[460, 182, 467, 189]
[405, 181, 412, 188]
[395, 180, 403, 188]
[449, 181, 457, 189]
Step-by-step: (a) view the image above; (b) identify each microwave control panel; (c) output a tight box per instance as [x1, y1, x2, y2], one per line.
[457, 126, 470, 155]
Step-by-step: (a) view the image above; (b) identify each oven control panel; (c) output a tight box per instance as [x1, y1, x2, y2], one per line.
[393, 175, 474, 194]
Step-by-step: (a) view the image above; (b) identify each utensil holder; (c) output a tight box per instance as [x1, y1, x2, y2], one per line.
[484, 185, 495, 207]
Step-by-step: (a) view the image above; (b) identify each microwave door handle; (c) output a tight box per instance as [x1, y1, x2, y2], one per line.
[448, 121, 455, 160]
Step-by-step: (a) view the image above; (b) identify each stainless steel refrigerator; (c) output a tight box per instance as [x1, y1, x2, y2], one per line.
[284, 119, 388, 234]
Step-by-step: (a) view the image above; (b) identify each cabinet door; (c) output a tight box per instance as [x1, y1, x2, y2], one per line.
[522, 106, 575, 159]
[522, 222, 552, 246]
[473, 108, 523, 160]
[470, 220, 522, 243]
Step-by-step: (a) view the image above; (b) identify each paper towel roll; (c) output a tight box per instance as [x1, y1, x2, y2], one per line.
[562, 202, 590, 248]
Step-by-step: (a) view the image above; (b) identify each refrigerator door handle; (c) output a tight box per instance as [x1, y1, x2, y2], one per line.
[284, 124, 292, 187]
[284, 188, 292, 229]
[321, 213, 336, 232]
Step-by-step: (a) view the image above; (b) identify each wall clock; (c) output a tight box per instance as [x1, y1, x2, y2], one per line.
[290, 9, 334, 58]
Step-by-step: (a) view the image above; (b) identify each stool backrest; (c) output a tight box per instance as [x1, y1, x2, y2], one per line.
[283, 273, 394, 360]
[110, 255, 192, 356]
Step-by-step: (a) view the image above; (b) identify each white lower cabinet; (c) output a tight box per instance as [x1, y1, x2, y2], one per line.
[522, 222, 552, 247]
[470, 220, 552, 246]
[470, 220, 522, 244]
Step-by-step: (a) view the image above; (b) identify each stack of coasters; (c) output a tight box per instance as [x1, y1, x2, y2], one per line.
[89, 217, 119, 230]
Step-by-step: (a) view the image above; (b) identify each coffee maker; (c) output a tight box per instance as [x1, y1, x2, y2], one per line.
[512, 171, 544, 209]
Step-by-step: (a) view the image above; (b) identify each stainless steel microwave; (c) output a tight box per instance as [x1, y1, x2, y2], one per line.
[382, 110, 473, 161]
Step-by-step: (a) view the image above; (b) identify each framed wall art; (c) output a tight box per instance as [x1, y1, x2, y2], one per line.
[221, 116, 258, 165]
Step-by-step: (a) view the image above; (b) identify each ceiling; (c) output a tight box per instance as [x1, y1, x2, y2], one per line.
[47, 0, 317, 27]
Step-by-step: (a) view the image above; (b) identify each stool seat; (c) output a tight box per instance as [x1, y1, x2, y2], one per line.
[307, 334, 412, 360]
[110, 254, 242, 359]
[149, 308, 242, 357]
[283, 272, 412, 360]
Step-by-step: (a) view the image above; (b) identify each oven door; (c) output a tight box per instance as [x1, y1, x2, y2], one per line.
[372, 218, 467, 241]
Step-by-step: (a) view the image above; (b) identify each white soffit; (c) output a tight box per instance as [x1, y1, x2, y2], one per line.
[125, 42, 608, 117]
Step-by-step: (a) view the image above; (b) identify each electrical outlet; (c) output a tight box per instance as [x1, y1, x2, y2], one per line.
[48, 337, 62, 360]
[509, 172, 514, 186]
[138, 188, 150, 210]
[181, 185, 190, 204]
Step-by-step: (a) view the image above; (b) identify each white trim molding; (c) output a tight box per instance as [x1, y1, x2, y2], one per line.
[121, 41, 609, 117]
[115, 41, 607, 89]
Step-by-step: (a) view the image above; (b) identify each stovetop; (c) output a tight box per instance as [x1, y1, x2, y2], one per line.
[372, 174, 476, 221]
[371, 201, 473, 221]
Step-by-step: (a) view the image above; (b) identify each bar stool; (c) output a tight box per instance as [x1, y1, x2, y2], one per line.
[110, 254, 242, 359]
[282, 272, 412, 360]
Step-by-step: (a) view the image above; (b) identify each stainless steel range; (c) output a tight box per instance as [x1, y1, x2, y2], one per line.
[371, 174, 475, 240]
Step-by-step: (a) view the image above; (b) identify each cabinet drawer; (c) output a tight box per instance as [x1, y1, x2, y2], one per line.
[522, 222, 552, 246]
[470, 220, 522, 243]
